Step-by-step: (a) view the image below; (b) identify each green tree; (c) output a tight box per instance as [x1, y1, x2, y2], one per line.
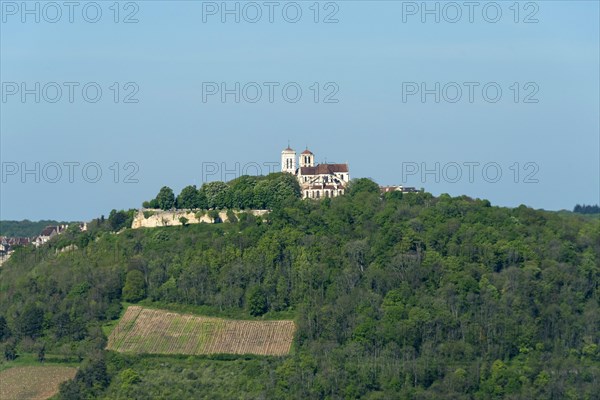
[122, 270, 146, 303]
[16, 303, 44, 338]
[156, 186, 175, 210]
[176, 185, 200, 209]
[142, 199, 159, 208]
[201, 181, 230, 209]
[120, 368, 141, 386]
[37, 343, 46, 362]
[270, 173, 301, 206]
[346, 178, 380, 196]
[253, 180, 272, 209]
[247, 286, 268, 316]
[254, 173, 301, 209]
[3, 341, 16, 361]
[196, 189, 208, 209]
[108, 209, 129, 231]
[227, 175, 260, 209]
[0, 316, 11, 341]
[59, 352, 110, 399]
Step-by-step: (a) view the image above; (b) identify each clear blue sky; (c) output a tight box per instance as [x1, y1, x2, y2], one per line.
[1, 1, 599, 221]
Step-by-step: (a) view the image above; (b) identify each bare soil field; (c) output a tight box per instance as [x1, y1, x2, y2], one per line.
[107, 306, 295, 356]
[0, 366, 77, 400]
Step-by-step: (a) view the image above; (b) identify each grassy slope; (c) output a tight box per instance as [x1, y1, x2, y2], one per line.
[135, 299, 297, 320]
[101, 354, 280, 400]
[0, 353, 79, 373]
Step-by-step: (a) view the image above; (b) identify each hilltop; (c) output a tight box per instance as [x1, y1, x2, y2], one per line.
[0, 178, 598, 399]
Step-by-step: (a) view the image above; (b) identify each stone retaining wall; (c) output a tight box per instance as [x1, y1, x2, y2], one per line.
[131, 209, 269, 229]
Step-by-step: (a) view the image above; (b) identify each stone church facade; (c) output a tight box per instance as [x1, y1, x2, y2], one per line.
[281, 146, 350, 199]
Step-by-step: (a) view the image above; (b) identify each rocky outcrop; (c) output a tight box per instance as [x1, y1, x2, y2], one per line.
[131, 209, 269, 229]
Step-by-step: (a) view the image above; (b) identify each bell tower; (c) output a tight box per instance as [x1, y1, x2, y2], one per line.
[300, 149, 314, 167]
[281, 145, 296, 174]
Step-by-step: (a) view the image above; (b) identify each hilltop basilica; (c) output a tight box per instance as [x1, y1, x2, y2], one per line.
[281, 146, 350, 199]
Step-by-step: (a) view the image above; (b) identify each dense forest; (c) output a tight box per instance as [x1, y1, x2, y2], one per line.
[143, 173, 301, 211]
[0, 220, 73, 237]
[574, 204, 600, 215]
[0, 176, 599, 399]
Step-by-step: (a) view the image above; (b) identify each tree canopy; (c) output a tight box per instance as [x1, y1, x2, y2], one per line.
[0, 190, 598, 399]
[574, 204, 600, 214]
[175, 185, 201, 210]
[143, 173, 302, 211]
[156, 187, 175, 210]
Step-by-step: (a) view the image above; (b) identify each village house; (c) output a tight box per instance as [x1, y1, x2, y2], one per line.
[0, 238, 9, 256]
[0, 236, 30, 266]
[380, 185, 420, 194]
[33, 224, 68, 247]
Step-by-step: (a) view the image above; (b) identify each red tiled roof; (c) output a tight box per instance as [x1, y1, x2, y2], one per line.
[300, 163, 348, 175]
[5, 237, 30, 245]
[301, 149, 313, 155]
[40, 226, 58, 236]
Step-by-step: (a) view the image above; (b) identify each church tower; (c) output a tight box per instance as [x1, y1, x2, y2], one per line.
[299, 149, 314, 167]
[281, 146, 296, 173]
